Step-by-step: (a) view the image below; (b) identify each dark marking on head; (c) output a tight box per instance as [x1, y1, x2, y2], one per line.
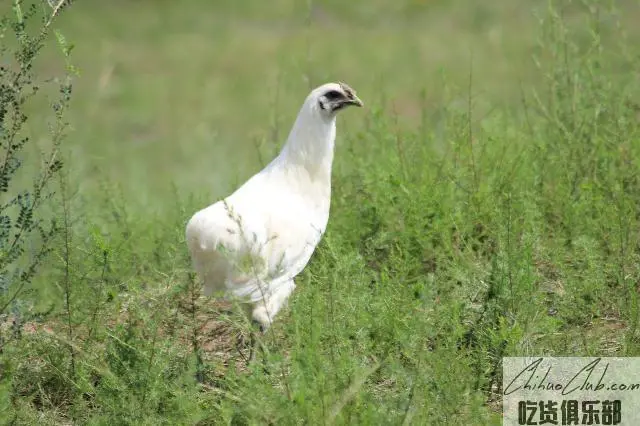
[324, 90, 343, 100]
[338, 82, 357, 100]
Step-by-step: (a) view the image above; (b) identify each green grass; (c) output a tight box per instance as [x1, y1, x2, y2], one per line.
[2, 0, 640, 424]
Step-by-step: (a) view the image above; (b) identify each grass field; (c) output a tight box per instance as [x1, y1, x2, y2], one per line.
[2, 0, 640, 424]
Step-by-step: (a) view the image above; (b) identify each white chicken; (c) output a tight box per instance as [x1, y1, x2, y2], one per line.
[186, 82, 363, 331]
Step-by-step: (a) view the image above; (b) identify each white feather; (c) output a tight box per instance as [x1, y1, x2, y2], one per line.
[185, 82, 362, 329]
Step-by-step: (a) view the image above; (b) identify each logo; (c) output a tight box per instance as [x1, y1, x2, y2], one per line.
[503, 358, 640, 425]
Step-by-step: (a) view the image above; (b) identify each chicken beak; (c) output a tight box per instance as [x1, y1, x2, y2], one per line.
[348, 95, 364, 107]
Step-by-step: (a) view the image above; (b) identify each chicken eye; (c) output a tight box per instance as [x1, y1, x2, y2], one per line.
[324, 90, 343, 100]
